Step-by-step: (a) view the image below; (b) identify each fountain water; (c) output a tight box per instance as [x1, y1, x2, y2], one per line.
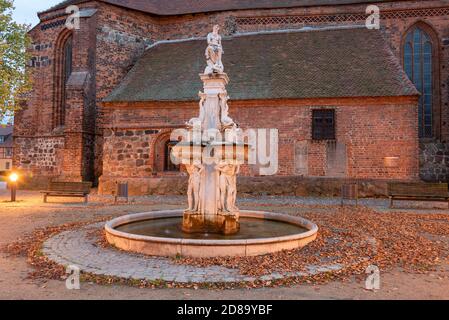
[105, 26, 318, 258]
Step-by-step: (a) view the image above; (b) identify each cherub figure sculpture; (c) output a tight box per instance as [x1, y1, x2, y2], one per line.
[205, 25, 224, 75]
[215, 161, 240, 214]
[219, 92, 236, 129]
[186, 91, 207, 128]
[185, 163, 205, 212]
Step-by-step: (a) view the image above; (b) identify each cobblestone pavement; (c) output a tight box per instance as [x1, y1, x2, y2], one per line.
[94, 193, 449, 212]
[2, 190, 448, 299]
[13, 189, 447, 284]
[2, 189, 449, 213]
[42, 223, 344, 283]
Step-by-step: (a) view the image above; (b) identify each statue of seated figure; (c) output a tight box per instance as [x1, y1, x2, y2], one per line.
[205, 25, 224, 75]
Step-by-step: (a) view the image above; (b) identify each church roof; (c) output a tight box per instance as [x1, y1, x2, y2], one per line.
[104, 27, 418, 103]
[42, 0, 398, 16]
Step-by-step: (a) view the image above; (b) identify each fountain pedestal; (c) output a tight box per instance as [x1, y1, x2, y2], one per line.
[177, 72, 242, 235]
[182, 212, 240, 235]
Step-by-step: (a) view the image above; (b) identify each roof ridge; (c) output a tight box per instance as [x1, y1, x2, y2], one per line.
[38, 0, 87, 15]
[146, 24, 368, 50]
[39, 0, 403, 17]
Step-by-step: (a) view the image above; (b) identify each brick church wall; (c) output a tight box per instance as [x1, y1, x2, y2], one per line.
[98, 96, 419, 195]
[228, 1, 449, 138]
[226, 0, 449, 182]
[13, 1, 99, 187]
[13, 15, 65, 186]
[14, 0, 447, 190]
[94, 3, 158, 181]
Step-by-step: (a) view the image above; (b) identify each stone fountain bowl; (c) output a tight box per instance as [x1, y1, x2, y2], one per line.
[105, 210, 318, 258]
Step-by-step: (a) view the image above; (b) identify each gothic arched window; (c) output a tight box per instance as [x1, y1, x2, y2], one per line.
[55, 33, 73, 128]
[403, 25, 438, 138]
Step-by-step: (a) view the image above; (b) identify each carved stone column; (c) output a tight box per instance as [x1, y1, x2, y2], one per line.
[181, 73, 240, 235]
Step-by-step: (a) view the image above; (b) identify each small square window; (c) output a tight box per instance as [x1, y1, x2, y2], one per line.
[312, 109, 335, 140]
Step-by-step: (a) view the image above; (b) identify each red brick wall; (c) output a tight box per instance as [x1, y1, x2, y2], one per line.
[93, 3, 158, 180]
[228, 0, 449, 141]
[13, 1, 99, 186]
[99, 97, 419, 188]
[150, 0, 448, 142]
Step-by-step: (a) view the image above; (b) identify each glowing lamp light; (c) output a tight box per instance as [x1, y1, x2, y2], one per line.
[9, 173, 19, 183]
[8, 173, 18, 202]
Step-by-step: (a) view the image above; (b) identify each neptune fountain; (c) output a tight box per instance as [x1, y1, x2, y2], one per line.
[175, 24, 244, 235]
[105, 26, 318, 258]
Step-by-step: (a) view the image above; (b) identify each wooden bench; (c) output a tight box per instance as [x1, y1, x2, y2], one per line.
[387, 182, 449, 208]
[41, 182, 92, 203]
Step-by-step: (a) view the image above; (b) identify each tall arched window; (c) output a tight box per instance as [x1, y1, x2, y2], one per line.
[54, 33, 73, 128]
[403, 24, 439, 138]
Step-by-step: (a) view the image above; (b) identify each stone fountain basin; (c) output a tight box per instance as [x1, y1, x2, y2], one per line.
[105, 210, 318, 258]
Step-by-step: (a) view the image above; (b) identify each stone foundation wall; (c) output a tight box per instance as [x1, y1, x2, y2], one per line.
[13, 136, 64, 173]
[99, 175, 395, 198]
[240, 177, 395, 198]
[102, 129, 155, 178]
[98, 176, 188, 196]
[420, 141, 449, 182]
[13, 136, 65, 188]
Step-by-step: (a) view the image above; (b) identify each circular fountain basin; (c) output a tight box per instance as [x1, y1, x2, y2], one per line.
[105, 210, 318, 258]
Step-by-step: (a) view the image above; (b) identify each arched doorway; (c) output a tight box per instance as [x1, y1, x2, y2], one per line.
[154, 134, 180, 173]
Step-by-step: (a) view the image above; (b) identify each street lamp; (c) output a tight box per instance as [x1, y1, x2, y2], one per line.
[9, 173, 18, 202]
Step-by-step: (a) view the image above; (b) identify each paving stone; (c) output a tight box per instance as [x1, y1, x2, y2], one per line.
[43, 224, 344, 283]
